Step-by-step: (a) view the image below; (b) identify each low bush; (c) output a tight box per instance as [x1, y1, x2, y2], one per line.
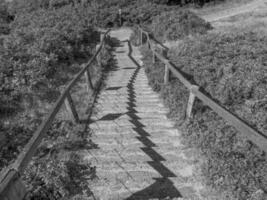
[150, 10, 212, 41]
[84, 1, 178, 28]
[140, 30, 267, 199]
[168, 32, 267, 134]
[0, 3, 114, 172]
[0, 1, 11, 35]
[1, 6, 98, 109]
[23, 120, 97, 200]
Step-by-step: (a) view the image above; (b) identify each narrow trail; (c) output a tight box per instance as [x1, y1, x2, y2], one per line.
[85, 29, 208, 200]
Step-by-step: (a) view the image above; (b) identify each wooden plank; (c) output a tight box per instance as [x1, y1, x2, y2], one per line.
[193, 88, 267, 152]
[85, 68, 94, 92]
[186, 85, 199, 118]
[100, 33, 104, 43]
[139, 28, 141, 45]
[65, 92, 80, 123]
[167, 62, 192, 89]
[153, 50, 192, 88]
[152, 49, 155, 63]
[146, 33, 150, 49]
[164, 64, 170, 84]
[141, 30, 143, 46]
[153, 50, 168, 64]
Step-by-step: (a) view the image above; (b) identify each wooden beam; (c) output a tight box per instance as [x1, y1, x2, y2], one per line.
[193, 88, 267, 152]
[164, 64, 170, 84]
[146, 33, 150, 49]
[65, 92, 80, 123]
[152, 49, 155, 64]
[186, 85, 199, 119]
[85, 68, 94, 92]
[140, 30, 143, 46]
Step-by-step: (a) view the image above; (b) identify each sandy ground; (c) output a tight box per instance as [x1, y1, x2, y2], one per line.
[197, 0, 267, 22]
[164, 0, 267, 48]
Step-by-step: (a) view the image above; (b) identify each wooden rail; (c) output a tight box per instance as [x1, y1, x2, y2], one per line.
[0, 29, 110, 200]
[137, 26, 267, 152]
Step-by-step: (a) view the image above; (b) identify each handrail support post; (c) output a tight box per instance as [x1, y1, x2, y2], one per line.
[164, 64, 170, 84]
[85, 68, 94, 93]
[152, 50, 155, 64]
[186, 85, 199, 119]
[64, 93, 80, 123]
[140, 30, 143, 46]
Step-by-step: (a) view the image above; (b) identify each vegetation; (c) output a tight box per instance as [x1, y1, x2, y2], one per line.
[0, 1, 11, 35]
[85, 1, 178, 27]
[140, 29, 267, 200]
[0, 0, 114, 198]
[1, 0, 266, 199]
[150, 10, 212, 41]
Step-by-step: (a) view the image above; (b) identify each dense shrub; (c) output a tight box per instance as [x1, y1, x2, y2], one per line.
[83, 0, 177, 28]
[8, 0, 50, 14]
[2, 6, 98, 105]
[121, 2, 177, 26]
[23, 120, 97, 200]
[0, 1, 11, 35]
[168, 32, 267, 134]
[0, 3, 110, 171]
[140, 30, 267, 199]
[150, 10, 212, 41]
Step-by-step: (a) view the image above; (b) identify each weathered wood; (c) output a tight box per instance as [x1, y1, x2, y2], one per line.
[85, 68, 94, 92]
[65, 92, 80, 123]
[140, 30, 143, 46]
[193, 88, 267, 152]
[0, 170, 27, 200]
[152, 49, 155, 63]
[167, 61, 192, 88]
[100, 33, 104, 43]
[96, 44, 101, 66]
[146, 33, 150, 49]
[186, 85, 199, 118]
[164, 64, 170, 84]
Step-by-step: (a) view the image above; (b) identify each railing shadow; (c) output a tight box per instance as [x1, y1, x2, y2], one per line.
[124, 40, 182, 199]
[79, 36, 121, 136]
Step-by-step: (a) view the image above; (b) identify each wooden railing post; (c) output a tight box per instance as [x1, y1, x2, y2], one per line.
[64, 92, 79, 123]
[85, 68, 94, 92]
[140, 30, 143, 46]
[100, 33, 104, 43]
[186, 85, 199, 119]
[147, 34, 150, 49]
[164, 64, 170, 84]
[96, 44, 101, 67]
[152, 49, 155, 64]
